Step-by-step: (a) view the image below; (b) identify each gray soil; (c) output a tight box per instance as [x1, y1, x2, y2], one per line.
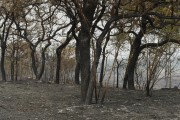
[0, 80, 180, 120]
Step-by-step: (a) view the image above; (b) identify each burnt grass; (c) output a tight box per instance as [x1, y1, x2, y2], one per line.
[0, 80, 180, 120]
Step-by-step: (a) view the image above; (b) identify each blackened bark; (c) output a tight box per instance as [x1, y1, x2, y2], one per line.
[123, 48, 133, 89]
[85, 60, 97, 104]
[85, 14, 117, 104]
[55, 50, 62, 84]
[127, 46, 141, 90]
[1, 46, 6, 81]
[85, 36, 103, 104]
[10, 61, 14, 81]
[123, 16, 147, 90]
[30, 41, 51, 81]
[37, 50, 46, 80]
[76, 1, 97, 102]
[79, 29, 91, 102]
[10, 44, 15, 81]
[125, 33, 144, 90]
[123, 19, 178, 90]
[37, 42, 51, 80]
[99, 51, 105, 87]
[55, 34, 71, 84]
[123, 66, 128, 89]
[75, 42, 80, 85]
[31, 48, 38, 79]
[116, 61, 121, 88]
[0, 17, 13, 81]
[146, 81, 152, 97]
[99, 33, 110, 87]
[76, 0, 125, 104]
[116, 65, 119, 88]
[15, 54, 18, 81]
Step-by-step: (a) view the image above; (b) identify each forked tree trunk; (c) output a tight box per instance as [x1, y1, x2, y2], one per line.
[30, 42, 51, 81]
[84, 16, 116, 104]
[75, 0, 97, 103]
[38, 42, 51, 80]
[85, 35, 105, 104]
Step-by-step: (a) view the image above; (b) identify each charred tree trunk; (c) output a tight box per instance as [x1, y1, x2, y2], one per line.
[1, 46, 6, 81]
[123, 66, 128, 89]
[123, 16, 147, 90]
[85, 12, 117, 104]
[116, 61, 121, 88]
[37, 42, 51, 80]
[10, 61, 14, 81]
[123, 48, 133, 89]
[77, 0, 119, 104]
[123, 37, 142, 90]
[79, 29, 91, 102]
[30, 47, 38, 79]
[55, 49, 62, 84]
[99, 50, 106, 87]
[85, 32, 107, 104]
[55, 34, 71, 84]
[15, 45, 19, 81]
[37, 50, 46, 80]
[10, 43, 15, 81]
[116, 65, 119, 88]
[30, 42, 51, 81]
[127, 45, 141, 90]
[75, 42, 80, 85]
[0, 17, 13, 81]
[15, 55, 18, 81]
[77, 1, 97, 102]
[99, 33, 110, 87]
[146, 81, 152, 97]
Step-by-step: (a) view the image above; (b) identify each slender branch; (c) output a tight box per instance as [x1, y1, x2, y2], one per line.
[140, 39, 180, 51]
[91, 3, 106, 35]
[128, 31, 138, 38]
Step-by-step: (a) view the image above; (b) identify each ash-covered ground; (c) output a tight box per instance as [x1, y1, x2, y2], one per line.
[0, 80, 180, 120]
